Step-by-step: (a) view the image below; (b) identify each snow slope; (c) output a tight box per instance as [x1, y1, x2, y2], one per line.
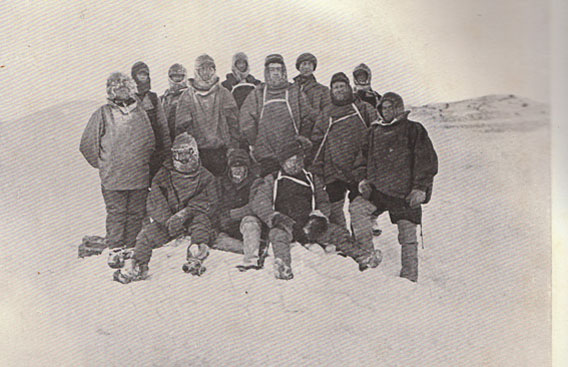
[0, 95, 550, 366]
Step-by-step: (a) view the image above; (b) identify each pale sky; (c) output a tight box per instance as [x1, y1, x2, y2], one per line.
[0, 0, 549, 121]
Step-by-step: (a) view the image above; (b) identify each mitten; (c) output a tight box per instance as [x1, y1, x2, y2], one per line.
[406, 189, 426, 209]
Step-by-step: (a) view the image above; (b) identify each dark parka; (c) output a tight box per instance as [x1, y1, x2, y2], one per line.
[311, 99, 377, 185]
[366, 94, 438, 201]
[239, 83, 318, 161]
[221, 74, 261, 109]
[292, 74, 331, 114]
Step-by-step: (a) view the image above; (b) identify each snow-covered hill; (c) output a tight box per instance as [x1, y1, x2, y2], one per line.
[0, 96, 550, 366]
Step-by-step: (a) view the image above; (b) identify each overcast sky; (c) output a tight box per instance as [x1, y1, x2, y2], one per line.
[0, 0, 549, 121]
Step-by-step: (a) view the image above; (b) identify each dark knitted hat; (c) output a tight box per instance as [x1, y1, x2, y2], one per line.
[131, 61, 149, 79]
[296, 53, 317, 71]
[330, 72, 350, 87]
[265, 54, 285, 66]
[227, 149, 251, 168]
[277, 139, 303, 165]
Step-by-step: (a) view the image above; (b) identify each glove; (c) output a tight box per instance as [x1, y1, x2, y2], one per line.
[303, 213, 329, 243]
[166, 209, 192, 238]
[270, 212, 296, 234]
[358, 179, 373, 200]
[406, 189, 426, 209]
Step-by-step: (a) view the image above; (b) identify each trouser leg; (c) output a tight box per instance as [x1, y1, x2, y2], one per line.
[269, 227, 293, 267]
[329, 200, 347, 229]
[397, 219, 419, 282]
[132, 220, 170, 265]
[320, 223, 370, 262]
[187, 213, 213, 246]
[212, 233, 244, 254]
[124, 189, 148, 248]
[102, 188, 128, 249]
[349, 196, 377, 253]
[240, 216, 262, 265]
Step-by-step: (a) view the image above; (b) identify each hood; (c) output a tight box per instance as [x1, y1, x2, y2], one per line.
[231, 52, 250, 82]
[353, 63, 372, 92]
[295, 52, 317, 71]
[106, 71, 137, 102]
[193, 54, 219, 91]
[264, 53, 288, 90]
[376, 92, 409, 125]
[227, 148, 251, 168]
[167, 63, 188, 92]
[131, 61, 151, 94]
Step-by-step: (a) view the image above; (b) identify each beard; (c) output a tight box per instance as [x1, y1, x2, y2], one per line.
[331, 89, 354, 106]
[173, 158, 200, 175]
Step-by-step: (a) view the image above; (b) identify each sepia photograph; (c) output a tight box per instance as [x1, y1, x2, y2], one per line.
[0, 1, 562, 365]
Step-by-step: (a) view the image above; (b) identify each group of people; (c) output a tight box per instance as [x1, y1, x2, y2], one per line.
[80, 52, 438, 284]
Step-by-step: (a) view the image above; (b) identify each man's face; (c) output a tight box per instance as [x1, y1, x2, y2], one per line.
[136, 71, 149, 82]
[354, 71, 368, 84]
[331, 81, 350, 102]
[198, 65, 215, 81]
[282, 154, 304, 176]
[235, 60, 248, 73]
[267, 63, 284, 83]
[230, 165, 248, 184]
[172, 147, 199, 174]
[299, 61, 314, 77]
[380, 100, 396, 123]
[170, 73, 185, 83]
[114, 86, 131, 100]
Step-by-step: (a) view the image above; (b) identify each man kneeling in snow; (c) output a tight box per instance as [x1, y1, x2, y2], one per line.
[213, 149, 268, 271]
[251, 138, 382, 280]
[113, 133, 218, 283]
[351, 92, 438, 282]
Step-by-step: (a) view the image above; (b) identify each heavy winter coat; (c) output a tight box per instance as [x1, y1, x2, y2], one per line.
[251, 170, 331, 229]
[311, 100, 377, 185]
[217, 172, 260, 224]
[292, 74, 331, 114]
[161, 88, 187, 142]
[366, 115, 438, 201]
[221, 73, 261, 109]
[239, 83, 317, 162]
[146, 161, 219, 227]
[80, 100, 155, 190]
[174, 82, 241, 150]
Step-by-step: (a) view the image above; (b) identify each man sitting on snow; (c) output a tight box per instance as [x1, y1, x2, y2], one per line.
[213, 149, 268, 271]
[112, 133, 218, 283]
[251, 137, 382, 280]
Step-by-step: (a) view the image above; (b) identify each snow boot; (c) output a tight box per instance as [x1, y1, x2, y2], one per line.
[274, 258, 294, 280]
[358, 249, 383, 272]
[78, 235, 107, 258]
[182, 244, 209, 276]
[113, 258, 149, 284]
[182, 258, 207, 276]
[107, 247, 133, 269]
[400, 244, 418, 282]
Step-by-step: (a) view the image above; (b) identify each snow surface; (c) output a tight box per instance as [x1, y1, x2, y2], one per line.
[0, 95, 550, 366]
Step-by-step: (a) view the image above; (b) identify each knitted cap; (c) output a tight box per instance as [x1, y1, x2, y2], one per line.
[131, 61, 150, 79]
[168, 63, 187, 77]
[277, 139, 303, 165]
[296, 53, 317, 71]
[330, 72, 350, 87]
[227, 149, 251, 168]
[265, 53, 285, 66]
[195, 54, 216, 70]
[172, 132, 199, 159]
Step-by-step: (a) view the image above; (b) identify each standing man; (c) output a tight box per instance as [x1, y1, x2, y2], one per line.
[352, 92, 438, 282]
[311, 72, 377, 231]
[161, 63, 189, 143]
[131, 61, 172, 182]
[175, 54, 241, 176]
[292, 53, 330, 115]
[80, 72, 155, 269]
[239, 54, 317, 176]
[221, 52, 261, 110]
[352, 63, 382, 109]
